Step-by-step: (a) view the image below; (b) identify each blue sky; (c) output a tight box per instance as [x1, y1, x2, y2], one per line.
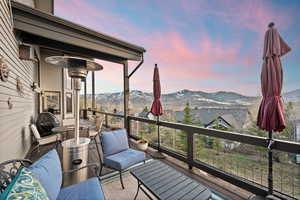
[55, 0, 300, 96]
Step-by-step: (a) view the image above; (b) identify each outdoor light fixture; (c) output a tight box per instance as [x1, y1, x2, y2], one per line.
[31, 82, 42, 93]
[19, 44, 37, 62]
[0, 56, 9, 82]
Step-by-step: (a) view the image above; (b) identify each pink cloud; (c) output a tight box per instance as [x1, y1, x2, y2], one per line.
[124, 32, 258, 95]
[295, 38, 300, 47]
[88, 31, 258, 94]
[180, 0, 292, 33]
[55, 0, 142, 40]
[94, 60, 123, 84]
[145, 32, 254, 81]
[54, 0, 266, 95]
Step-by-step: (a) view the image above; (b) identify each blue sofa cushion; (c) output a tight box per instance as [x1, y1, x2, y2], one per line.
[104, 148, 145, 170]
[27, 150, 62, 200]
[57, 177, 104, 200]
[101, 129, 129, 157]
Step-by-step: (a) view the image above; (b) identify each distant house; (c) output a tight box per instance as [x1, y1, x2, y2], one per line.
[160, 109, 175, 122]
[136, 110, 155, 120]
[110, 111, 124, 127]
[206, 114, 240, 130]
[131, 111, 155, 136]
[175, 107, 249, 130]
[204, 114, 241, 151]
[293, 121, 300, 164]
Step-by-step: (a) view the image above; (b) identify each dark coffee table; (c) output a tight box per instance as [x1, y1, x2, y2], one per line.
[130, 160, 211, 200]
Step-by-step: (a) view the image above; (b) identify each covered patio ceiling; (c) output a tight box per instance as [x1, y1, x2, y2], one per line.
[11, 1, 145, 129]
[11, 1, 145, 63]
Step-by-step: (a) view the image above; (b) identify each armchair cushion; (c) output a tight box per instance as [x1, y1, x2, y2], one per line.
[104, 148, 145, 170]
[27, 150, 62, 200]
[101, 129, 129, 157]
[57, 177, 104, 200]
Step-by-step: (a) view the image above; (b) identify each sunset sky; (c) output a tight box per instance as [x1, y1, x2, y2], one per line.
[55, 0, 300, 96]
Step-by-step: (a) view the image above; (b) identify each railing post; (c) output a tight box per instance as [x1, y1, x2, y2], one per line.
[91, 71, 95, 110]
[267, 131, 274, 195]
[123, 61, 129, 130]
[187, 131, 194, 170]
[83, 79, 87, 119]
[127, 116, 131, 137]
[105, 114, 108, 128]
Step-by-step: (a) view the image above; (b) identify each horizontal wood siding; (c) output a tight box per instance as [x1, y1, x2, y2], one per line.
[0, 0, 36, 161]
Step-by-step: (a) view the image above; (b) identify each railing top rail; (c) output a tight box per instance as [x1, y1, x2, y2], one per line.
[128, 115, 300, 154]
[86, 109, 125, 118]
[81, 111, 300, 154]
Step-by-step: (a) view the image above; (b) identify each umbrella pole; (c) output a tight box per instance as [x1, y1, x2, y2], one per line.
[157, 116, 160, 151]
[151, 115, 165, 159]
[268, 130, 274, 195]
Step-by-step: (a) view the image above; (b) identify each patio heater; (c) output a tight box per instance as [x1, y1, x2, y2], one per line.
[45, 56, 103, 185]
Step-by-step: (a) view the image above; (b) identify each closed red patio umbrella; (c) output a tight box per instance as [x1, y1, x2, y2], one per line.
[150, 64, 163, 116]
[150, 64, 165, 159]
[257, 22, 291, 195]
[257, 23, 291, 132]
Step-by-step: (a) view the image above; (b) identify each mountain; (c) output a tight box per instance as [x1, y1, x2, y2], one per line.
[82, 89, 300, 113]
[283, 89, 300, 103]
[161, 89, 256, 107]
[90, 89, 258, 112]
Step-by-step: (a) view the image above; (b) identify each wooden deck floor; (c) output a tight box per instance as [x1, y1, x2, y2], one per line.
[28, 136, 252, 200]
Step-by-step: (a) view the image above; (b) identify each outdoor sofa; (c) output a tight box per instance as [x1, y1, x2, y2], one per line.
[0, 150, 105, 200]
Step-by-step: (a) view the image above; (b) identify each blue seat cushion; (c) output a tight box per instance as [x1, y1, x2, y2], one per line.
[27, 150, 62, 200]
[104, 148, 145, 170]
[57, 177, 104, 200]
[101, 129, 129, 157]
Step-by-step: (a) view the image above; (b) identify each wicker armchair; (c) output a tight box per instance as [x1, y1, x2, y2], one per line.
[89, 117, 104, 161]
[29, 124, 62, 156]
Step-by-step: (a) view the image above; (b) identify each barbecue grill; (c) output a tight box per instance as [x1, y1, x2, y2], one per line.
[36, 112, 60, 137]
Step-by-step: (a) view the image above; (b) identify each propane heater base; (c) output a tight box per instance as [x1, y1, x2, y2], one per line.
[62, 137, 91, 186]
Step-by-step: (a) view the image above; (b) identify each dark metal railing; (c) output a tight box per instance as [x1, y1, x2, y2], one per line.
[127, 116, 300, 154]
[83, 109, 124, 128]
[85, 109, 299, 199]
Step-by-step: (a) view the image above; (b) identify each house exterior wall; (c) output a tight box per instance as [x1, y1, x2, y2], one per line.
[39, 49, 63, 120]
[39, 48, 75, 125]
[0, 0, 37, 161]
[35, 0, 54, 14]
[14, 0, 54, 14]
[14, 0, 35, 8]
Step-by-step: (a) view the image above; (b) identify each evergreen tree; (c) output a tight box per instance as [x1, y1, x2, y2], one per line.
[183, 102, 193, 125]
[246, 113, 267, 162]
[143, 106, 148, 112]
[282, 102, 294, 140]
[177, 102, 193, 153]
